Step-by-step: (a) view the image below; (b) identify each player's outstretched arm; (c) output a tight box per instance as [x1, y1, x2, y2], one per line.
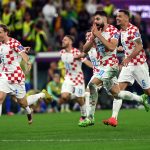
[20, 51, 32, 72]
[83, 59, 93, 68]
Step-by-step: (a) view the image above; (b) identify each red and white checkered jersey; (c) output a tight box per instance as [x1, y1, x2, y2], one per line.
[87, 24, 119, 67]
[88, 47, 100, 74]
[0, 38, 25, 84]
[120, 23, 146, 66]
[60, 48, 85, 86]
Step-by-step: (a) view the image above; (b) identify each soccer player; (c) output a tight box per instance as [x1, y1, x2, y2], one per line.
[0, 24, 52, 124]
[103, 9, 150, 127]
[78, 11, 149, 127]
[59, 35, 92, 126]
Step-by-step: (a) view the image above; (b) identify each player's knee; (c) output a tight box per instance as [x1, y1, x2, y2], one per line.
[0, 94, 5, 104]
[18, 99, 27, 108]
[61, 93, 70, 102]
[89, 82, 98, 93]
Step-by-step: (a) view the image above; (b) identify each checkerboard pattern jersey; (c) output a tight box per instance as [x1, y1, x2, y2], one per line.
[60, 48, 85, 86]
[86, 24, 119, 67]
[0, 38, 25, 84]
[121, 23, 147, 65]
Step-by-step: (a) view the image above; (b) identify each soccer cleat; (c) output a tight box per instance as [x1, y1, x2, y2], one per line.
[27, 113, 32, 124]
[88, 116, 95, 126]
[103, 117, 118, 127]
[141, 94, 150, 112]
[89, 118, 95, 126]
[42, 89, 52, 104]
[78, 117, 92, 127]
[78, 117, 87, 127]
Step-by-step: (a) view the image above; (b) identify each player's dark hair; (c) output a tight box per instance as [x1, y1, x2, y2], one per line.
[118, 9, 130, 17]
[0, 24, 10, 34]
[94, 11, 107, 17]
[65, 35, 74, 43]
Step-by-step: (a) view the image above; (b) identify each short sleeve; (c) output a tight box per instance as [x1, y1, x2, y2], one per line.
[111, 32, 120, 40]
[132, 29, 141, 41]
[13, 40, 25, 53]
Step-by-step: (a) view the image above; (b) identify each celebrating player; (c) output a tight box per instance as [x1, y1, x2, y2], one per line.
[0, 24, 52, 124]
[59, 35, 92, 126]
[78, 11, 149, 127]
[103, 9, 150, 127]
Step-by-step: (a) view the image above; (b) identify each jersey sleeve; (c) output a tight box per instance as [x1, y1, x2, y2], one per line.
[131, 29, 141, 41]
[13, 40, 25, 54]
[111, 29, 120, 40]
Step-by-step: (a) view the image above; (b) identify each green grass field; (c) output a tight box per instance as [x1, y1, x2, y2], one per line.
[0, 109, 150, 150]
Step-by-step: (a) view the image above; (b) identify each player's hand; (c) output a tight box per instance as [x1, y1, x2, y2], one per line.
[86, 32, 94, 41]
[24, 47, 31, 53]
[122, 57, 131, 67]
[91, 24, 102, 38]
[117, 46, 124, 52]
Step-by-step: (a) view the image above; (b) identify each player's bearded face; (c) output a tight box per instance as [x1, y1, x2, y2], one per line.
[94, 15, 104, 30]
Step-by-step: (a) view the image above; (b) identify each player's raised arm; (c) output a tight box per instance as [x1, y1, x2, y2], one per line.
[19, 50, 32, 72]
[83, 59, 93, 68]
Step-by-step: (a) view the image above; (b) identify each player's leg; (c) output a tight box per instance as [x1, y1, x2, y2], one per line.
[12, 84, 33, 124]
[134, 62, 150, 107]
[79, 78, 102, 127]
[103, 66, 134, 127]
[0, 77, 12, 116]
[0, 91, 7, 116]
[26, 90, 52, 105]
[103, 82, 127, 127]
[59, 79, 72, 105]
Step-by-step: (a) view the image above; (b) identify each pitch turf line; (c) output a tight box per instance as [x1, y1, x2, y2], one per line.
[1, 139, 150, 142]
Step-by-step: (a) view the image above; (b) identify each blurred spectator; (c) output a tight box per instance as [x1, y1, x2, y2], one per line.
[54, 28, 65, 50]
[42, 0, 57, 27]
[69, 27, 80, 48]
[34, 21, 49, 52]
[47, 62, 60, 81]
[85, 0, 97, 16]
[77, 4, 90, 33]
[61, 1, 78, 33]
[104, 0, 115, 16]
[133, 12, 148, 49]
[47, 73, 62, 112]
[74, 0, 84, 13]
[22, 11, 35, 47]
[1, 4, 14, 33]
[58, 60, 65, 83]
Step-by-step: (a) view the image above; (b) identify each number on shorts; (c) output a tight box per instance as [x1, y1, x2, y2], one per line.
[65, 62, 71, 70]
[99, 70, 105, 76]
[78, 88, 83, 95]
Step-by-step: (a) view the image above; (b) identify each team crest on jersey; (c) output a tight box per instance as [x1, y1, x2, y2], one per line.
[114, 33, 119, 39]
[18, 45, 24, 51]
[134, 32, 140, 37]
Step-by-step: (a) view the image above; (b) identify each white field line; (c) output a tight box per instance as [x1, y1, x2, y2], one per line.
[0, 138, 150, 142]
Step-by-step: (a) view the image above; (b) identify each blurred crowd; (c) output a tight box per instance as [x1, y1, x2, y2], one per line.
[0, 0, 150, 114]
[1, 0, 149, 53]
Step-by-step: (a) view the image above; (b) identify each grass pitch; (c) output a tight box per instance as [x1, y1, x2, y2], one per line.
[0, 109, 150, 150]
